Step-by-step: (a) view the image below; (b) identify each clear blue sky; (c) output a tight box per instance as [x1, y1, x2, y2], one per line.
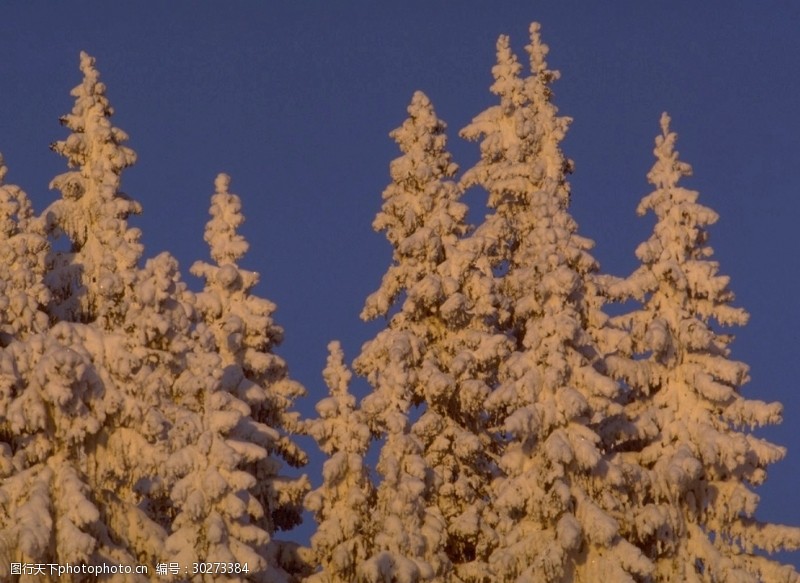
[2, 2, 798, 565]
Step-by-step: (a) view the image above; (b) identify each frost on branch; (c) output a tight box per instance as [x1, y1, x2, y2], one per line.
[461, 24, 650, 581]
[188, 174, 309, 581]
[608, 113, 800, 581]
[44, 52, 142, 326]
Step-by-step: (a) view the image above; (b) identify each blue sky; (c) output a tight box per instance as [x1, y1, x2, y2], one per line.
[2, 2, 799, 565]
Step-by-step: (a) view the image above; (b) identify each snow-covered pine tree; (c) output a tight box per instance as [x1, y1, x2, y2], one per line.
[187, 174, 309, 582]
[304, 341, 374, 583]
[44, 51, 142, 327]
[608, 113, 800, 582]
[0, 158, 57, 580]
[3, 53, 311, 580]
[38, 53, 205, 574]
[0, 53, 171, 580]
[0, 158, 50, 343]
[459, 24, 651, 581]
[353, 91, 511, 582]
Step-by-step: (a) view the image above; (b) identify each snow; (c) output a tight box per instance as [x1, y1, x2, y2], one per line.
[0, 54, 309, 582]
[604, 112, 800, 579]
[0, 24, 798, 583]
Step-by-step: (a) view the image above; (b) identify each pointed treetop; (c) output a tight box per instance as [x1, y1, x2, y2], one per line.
[525, 22, 559, 84]
[191, 174, 261, 302]
[636, 113, 714, 236]
[44, 52, 143, 324]
[523, 24, 571, 202]
[461, 22, 573, 227]
[646, 112, 693, 191]
[490, 34, 525, 105]
[385, 90, 459, 200]
[409, 89, 431, 109]
[395, 91, 455, 159]
[309, 340, 367, 457]
[214, 171, 231, 194]
[361, 91, 466, 320]
[620, 114, 741, 330]
[387, 91, 453, 182]
[52, 52, 136, 183]
[205, 173, 249, 266]
[78, 51, 103, 94]
[389, 90, 451, 162]
[322, 340, 353, 400]
[46, 51, 141, 250]
[388, 91, 458, 193]
[659, 110, 671, 135]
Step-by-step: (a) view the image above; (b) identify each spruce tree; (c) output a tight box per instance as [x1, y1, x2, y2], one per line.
[2, 24, 799, 583]
[608, 113, 800, 582]
[44, 52, 142, 326]
[1, 54, 310, 581]
[187, 174, 309, 582]
[460, 24, 651, 581]
[304, 341, 374, 583]
[0, 53, 168, 580]
[353, 91, 511, 582]
[0, 158, 50, 342]
[0, 159, 61, 580]
[40, 53, 201, 573]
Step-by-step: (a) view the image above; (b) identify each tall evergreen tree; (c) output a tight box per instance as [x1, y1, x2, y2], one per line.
[2, 24, 799, 583]
[460, 24, 651, 581]
[0, 159, 59, 580]
[187, 174, 309, 582]
[304, 341, 374, 583]
[44, 51, 142, 326]
[40, 53, 198, 573]
[353, 91, 511, 582]
[2, 55, 311, 581]
[608, 113, 800, 582]
[0, 54, 166, 580]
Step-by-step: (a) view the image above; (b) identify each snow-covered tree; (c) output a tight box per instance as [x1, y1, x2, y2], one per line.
[608, 113, 800, 582]
[186, 173, 309, 582]
[44, 51, 142, 327]
[0, 54, 162, 579]
[0, 158, 50, 343]
[2, 24, 799, 583]
[2, 54, 311, 581]
[460, 24, 651, 581]
[355, 91, 463, 582]
[37, 53, 194, 573]
[353, 91, 511, 582]
[304, 341, 374, 583]
[0, 161, 102, 581]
